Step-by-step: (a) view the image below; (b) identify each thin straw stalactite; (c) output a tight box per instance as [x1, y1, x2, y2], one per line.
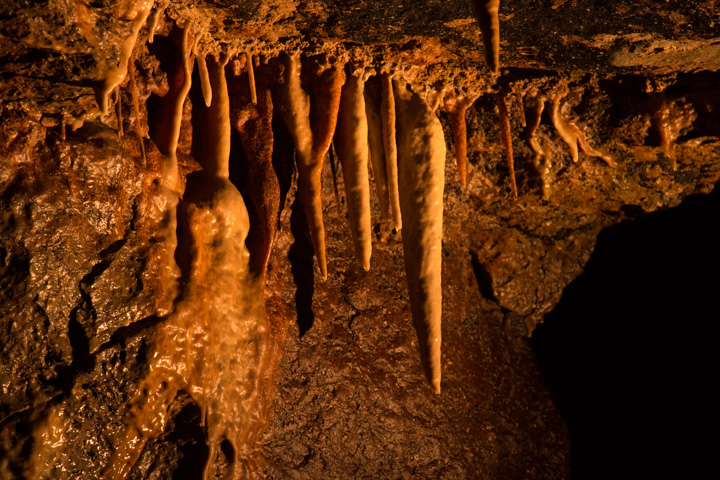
[446, 94, 476, 189]
[329, 143, 341, 209]
[516, 90, 526, 127]
[246, 52, 257, 105]
[115, 87, 123, 137]
[381, 74, 402, 231]
[496, 93, 517, 199]
[128, 58, 146, 166]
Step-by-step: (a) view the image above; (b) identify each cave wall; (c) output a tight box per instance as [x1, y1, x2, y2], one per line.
[0, 0, 719, 478]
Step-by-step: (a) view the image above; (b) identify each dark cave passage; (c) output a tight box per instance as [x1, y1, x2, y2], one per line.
[533, 185, 720, 480]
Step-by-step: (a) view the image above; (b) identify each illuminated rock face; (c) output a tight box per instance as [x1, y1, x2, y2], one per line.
[1, 1, 720, 478]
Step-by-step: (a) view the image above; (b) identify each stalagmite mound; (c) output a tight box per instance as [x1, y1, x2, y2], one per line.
[1, 0, 719, 478]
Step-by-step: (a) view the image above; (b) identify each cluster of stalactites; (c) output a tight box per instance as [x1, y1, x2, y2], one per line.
[25, 1, 687, 477]
[465, 0, 617, 199]
[81, 3, 621, 404]
[273, 56, 445, 392]
[27, 14, 281, 480]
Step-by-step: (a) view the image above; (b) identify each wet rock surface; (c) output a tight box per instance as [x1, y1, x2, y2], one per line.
[0, 0, 719, 478]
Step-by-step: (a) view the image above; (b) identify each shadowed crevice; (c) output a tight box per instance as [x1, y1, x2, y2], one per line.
[272, 115, 296, 228]
[288, 193, 315, 337]
[532, 185, 720, 480]
[126, 392, 209, 480]
[470, 251, 497, 303]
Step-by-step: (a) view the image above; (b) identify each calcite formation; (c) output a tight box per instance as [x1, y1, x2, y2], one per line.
[471, 0, 501, 74]
[1, 0, 719, 478]
[393, 79, 447, 393]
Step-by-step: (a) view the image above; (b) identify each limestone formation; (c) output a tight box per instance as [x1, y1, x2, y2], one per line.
[1, 1, 719, 478]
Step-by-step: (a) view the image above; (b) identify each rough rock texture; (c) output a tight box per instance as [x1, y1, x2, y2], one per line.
[0, 0, 719, 478]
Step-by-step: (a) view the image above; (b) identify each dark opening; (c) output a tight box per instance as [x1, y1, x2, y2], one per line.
[532, 186, 720, 480]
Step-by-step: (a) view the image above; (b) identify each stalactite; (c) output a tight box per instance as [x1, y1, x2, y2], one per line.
[471, 0, 501, 74]
[649, 96, 696, 172]
[548, 95, 614, 166]
[516, 90, 526, 127]
[277, 53, 324, 275]
[524, 95, 554, 199]
[364, 76, 390, 219]
[444, 92, 477, 188]
[128, 58, 147, 166]
[496, 93, 517, 199]
[393, 79, 446, 394]
[192, 53, 232, 178]
[93, 0, 155, 115]
[335, 71, 372, 270]
[115, 87, 123, 136]
[146, 5, 164, 44]
[381, 73, 402, 231]
[246, 52, 258, 105]
[197, 51, 214, 108]
[276, 52, 344, 280]
[308, 64, 345, 175]
[148, 24, 194, 190]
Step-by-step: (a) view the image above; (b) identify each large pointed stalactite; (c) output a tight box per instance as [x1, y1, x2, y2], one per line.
[275, 53, 344, 280]
[393, 79, 446, 394]
[335, 71, 372, 271]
